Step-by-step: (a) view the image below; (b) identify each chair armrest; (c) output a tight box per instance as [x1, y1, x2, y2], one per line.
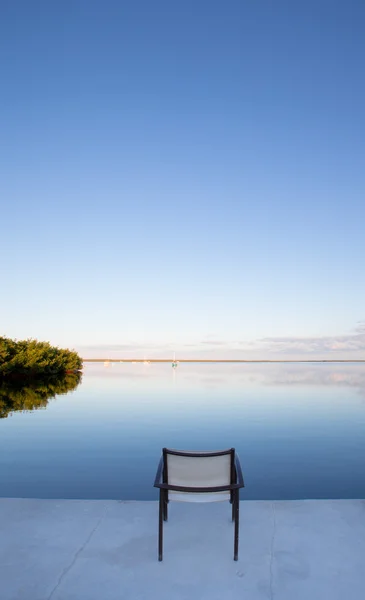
[154, 456, 164, 488]
[235, 454, 245, 488]
[155, 482, 242, 492]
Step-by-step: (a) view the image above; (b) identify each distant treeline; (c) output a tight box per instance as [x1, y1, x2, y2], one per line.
[0, 337, 82, 377]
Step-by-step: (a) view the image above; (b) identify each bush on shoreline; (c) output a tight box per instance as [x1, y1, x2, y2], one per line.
[0, 337, 82, 377]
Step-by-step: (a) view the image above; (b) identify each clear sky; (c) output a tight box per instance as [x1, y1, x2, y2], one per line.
[1, 0, 365, 359]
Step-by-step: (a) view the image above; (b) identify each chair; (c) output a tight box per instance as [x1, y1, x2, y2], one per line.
[154, 447, 244, 561]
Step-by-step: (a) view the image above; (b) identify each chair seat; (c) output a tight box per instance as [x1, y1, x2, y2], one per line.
[169, 491, 231, 503]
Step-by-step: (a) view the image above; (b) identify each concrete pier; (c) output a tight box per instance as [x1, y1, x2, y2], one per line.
[0, 498, 364, 600]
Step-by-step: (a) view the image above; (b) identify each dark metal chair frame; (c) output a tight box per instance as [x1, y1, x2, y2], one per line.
[154, 447, 245, 561]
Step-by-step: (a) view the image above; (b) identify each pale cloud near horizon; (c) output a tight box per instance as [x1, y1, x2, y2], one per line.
[355, 321, 365, 334]
[79, 342, 174, 354]
[78, 322, 365, 359]
[200, 340, 228, 346]
[260, 328, 365, 354]
[200, 322, 365, 354]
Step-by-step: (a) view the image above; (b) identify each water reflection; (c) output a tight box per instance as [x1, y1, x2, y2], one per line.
[193, 363, 365, 394]
[0, 373, 82, 419]
[258, 364, 365, 396]
[1, 363, 365, 500]
[87, 362, 365, 396]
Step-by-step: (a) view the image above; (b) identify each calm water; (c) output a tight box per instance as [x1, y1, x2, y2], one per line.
[1, 362, 365, 500]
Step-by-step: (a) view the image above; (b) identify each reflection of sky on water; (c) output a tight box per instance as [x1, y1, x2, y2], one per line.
[0, 363, 365, 501]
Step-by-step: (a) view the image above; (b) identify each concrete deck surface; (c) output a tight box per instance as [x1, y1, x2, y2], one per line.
[0, 498, 364, 600]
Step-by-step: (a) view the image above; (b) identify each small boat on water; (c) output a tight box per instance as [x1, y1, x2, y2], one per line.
[172, 352, 178, 368]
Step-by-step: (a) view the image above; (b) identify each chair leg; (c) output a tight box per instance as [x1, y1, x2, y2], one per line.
[234, 490, 240, 561]
[163, 491, 168, 522]
[158, 490, 164, 561]
[232, 498, 235, 522]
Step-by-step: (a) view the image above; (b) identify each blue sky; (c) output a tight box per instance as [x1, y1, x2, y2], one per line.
[1, 0, 365, 359]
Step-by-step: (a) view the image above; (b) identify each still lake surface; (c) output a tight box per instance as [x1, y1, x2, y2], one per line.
[1, 362, 365, 500]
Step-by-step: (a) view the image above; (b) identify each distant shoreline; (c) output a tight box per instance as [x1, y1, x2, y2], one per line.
[83, 359, 365, 364]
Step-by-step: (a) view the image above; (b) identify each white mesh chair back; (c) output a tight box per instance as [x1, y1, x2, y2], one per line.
[166, 450, 232, 502]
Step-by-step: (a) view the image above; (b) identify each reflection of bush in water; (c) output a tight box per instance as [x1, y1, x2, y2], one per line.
[0, 373, 82, 418]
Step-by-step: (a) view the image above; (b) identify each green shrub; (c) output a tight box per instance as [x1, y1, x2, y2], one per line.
[0, 337, 82, 377]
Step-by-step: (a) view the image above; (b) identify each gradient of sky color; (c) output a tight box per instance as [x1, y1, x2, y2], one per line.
[1, 1, 365, 359]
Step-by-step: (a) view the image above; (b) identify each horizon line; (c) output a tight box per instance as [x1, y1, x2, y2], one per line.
[82, 359, 365, 363]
